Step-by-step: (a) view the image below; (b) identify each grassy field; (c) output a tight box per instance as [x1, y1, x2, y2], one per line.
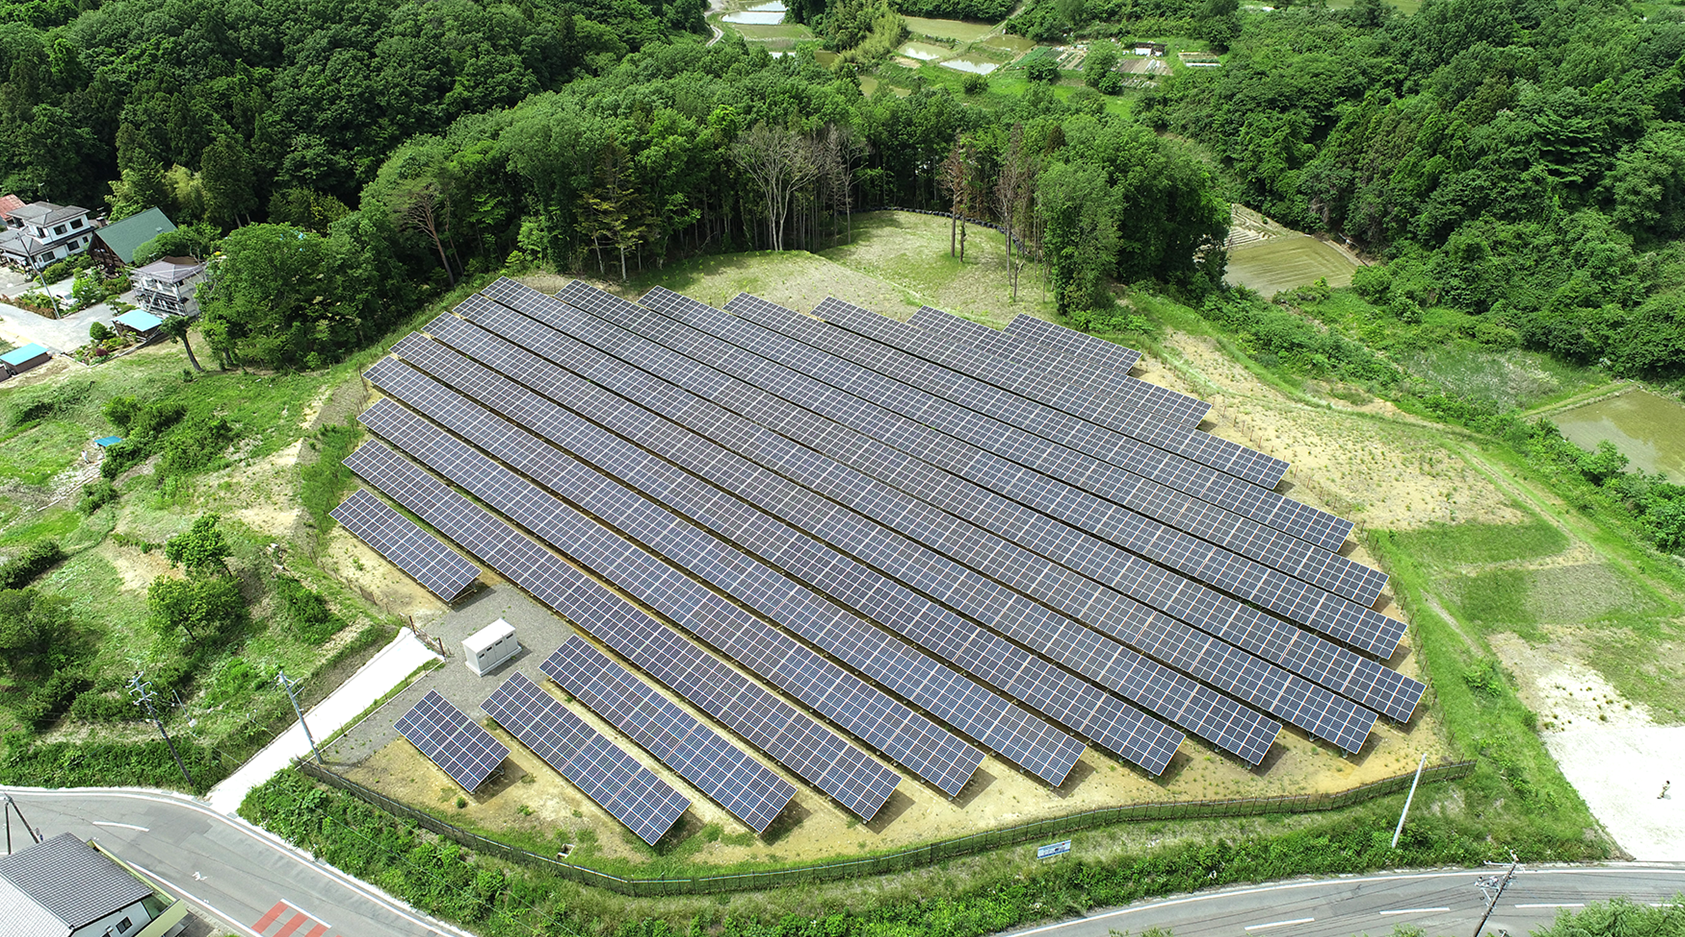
[1225, 235, 1359, 296]
[0, 279, 497, 789]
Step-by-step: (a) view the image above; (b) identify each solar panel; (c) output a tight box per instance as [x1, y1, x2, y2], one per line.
[342, 440, 902, 819]
[909, 306, 1160, 418]
[330, 489, 480, 601]
[483, 673, 689, 845]
[464, 287, 1291, 761]
[355, 396, 984, 797]
[382, 335, 1127, 780]
[719, 298, 1351, 557]
[812, 294, 1288, 489]
[652, 289, 1386, 608]
[394, 690, 509, 791]
[554, 283, 1401, 662]
[1005, 313, 1143, 375]
[541, 637, 796, 832]
[361, 364, 1012, 796]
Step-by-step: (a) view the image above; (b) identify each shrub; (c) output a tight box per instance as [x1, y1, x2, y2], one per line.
[102, 394, 142, 431]
[88, 321, 112, 343]
[1025, 54, 1059, 82]
[19, 669, 92, 732]
[70, 687, 136, 723]
[78, 479, 119, 514]
[274, 576, 348, 645]
[962, 72, 990, 95]
[157, 414, 234, 477]
[0, 541, 65, 591]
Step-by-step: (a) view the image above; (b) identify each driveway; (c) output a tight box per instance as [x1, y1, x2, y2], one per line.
[0, 270, 137, 354]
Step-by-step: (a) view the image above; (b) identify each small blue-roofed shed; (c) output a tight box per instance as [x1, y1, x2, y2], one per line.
[94, 436, 122, 448]
[0, 343, 51, 377]
[113, 309, 163, 338]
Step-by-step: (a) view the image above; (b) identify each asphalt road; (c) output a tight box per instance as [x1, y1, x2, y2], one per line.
[3, 787, 473, 937]
[1002, 864, 1685, 937]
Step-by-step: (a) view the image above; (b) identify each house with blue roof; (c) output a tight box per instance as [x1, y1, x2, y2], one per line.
[0, 343, 52, 379]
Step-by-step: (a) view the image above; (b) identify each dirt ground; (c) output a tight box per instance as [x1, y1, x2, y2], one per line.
[1492, 633, 1685, 860]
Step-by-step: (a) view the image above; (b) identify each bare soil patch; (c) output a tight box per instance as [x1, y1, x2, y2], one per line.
[319, 522, 448, 621]
[1492, 633, 1685, 859]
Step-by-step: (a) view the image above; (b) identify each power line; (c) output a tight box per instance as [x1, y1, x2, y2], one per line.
[1473, 850, 1521, 937]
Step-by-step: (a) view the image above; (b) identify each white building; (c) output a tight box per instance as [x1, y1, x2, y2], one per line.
[0, 201, 97, 270]
[131, 257, 206, 318]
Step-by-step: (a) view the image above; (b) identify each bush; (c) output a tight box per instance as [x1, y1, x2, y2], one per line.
[962, 72, 990, 95]
[18, 669, 92, 732]
[70, 687, 136, 723]
[102, 394, 142, 431]
[0, 739, 227, 793]
[0, 541, 65, 591]
[88, 321, 112, 343]
[78, 479, 119, 515]
[1025, 54, 1059, 82]
[274, 576, 348, 645]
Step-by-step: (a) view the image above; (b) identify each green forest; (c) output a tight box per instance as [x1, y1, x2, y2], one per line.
[3, 0, 1683, 380]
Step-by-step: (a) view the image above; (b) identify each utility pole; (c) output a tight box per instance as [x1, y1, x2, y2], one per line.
[0, 793, 43, 854]
[129, 674, 193, 789]
[1473, 850, 1521, 937]
[277, 669, 323, 764]
[1392, 753, 1428, 848]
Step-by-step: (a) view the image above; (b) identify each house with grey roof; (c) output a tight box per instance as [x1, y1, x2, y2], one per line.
[131, 256, 206, 319]
[0, 201, 97, 270]
[0, 834, 189, 937]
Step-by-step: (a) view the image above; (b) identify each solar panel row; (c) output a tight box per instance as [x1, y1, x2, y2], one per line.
[644, 287, 1384, 608]
[706, 305, 1416, 718]
[342, 441, 902, 819]
[466, 286, 1287, 761]
[388, 328, 1173, 775]
[358, 395, 985, 797]
[329, 489, 480, 602]
[541, 637, 797, 832]
[389, 328, 1179, 775]
[722, 291, 1352, 557]
[812, 296, 1290, 490]
[910, 307, 1172, 423]
[394, 690, 509, 792]
[483, 673, 690, 845]
[548, 282, 1401, 664]
[1005, 313, 1143, 376]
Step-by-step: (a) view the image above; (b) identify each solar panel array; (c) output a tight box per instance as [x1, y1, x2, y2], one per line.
[813, 295, 1288, 489]
[368, 348, 1088, 787]
[411, 305, 1185, 773]
[663, 289, 1388, 612]
[329, 489, 480, 602]
[522, 284, 1285, 762]
[541, 637, 796, 832]
[725, 295, 1352, 557]
[342, 440, 902, 820]
[1005, 312, 1143, 375]
[362, 361, 1028, 797]
[394, 690, 509, 791]
[910, 306, 1165, 419]
[337, 270, 1421, 829]
[483, 673, 690, 845]
[542, 284, 1389, 743]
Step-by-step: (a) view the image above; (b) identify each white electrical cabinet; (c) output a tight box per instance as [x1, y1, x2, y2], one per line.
[463, 619, 520, 676]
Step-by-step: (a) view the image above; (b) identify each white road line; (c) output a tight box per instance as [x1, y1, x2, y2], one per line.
[121, 857, 265, 937]
[1244, 918, 1315, 931]
[1379, 907, 1450, 915]
[1516, 903, 1584, 909]
[92, 820, 149, 831]
[286, 900, 332, 929]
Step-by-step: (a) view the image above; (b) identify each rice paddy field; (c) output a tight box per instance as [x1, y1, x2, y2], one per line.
[1225, 234, 1360, 297]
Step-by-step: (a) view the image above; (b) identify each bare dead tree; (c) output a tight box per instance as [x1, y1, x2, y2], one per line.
[939, 138, 970, 259]
[994, 124, 1027, 303]
[392, 179, 456, 286]
[821, 124, 865, 246]
[732, 122, 819, 252]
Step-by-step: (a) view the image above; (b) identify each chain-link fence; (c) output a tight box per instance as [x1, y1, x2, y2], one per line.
[296, 758, 1474, 897]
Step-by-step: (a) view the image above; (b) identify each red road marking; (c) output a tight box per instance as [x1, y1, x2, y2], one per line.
[273, 912, 309, 937]
[254, 901, 289, 932]
[301, 925, 328, 937]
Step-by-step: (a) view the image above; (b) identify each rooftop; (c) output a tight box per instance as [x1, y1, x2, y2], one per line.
[9, 201, 92, 227]
[1, 344, 50, 365]
[95, 207, 175, 265]
[0, 834, 154, 935]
